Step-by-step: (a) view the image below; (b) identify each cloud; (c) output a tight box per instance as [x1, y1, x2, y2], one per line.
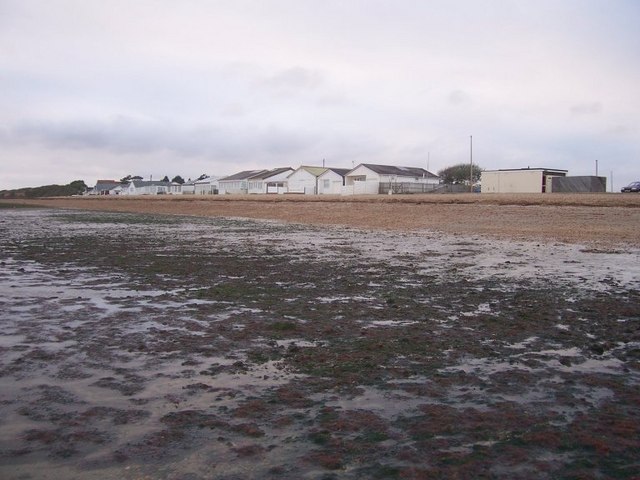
[1, 1, 639, 190]
[11, 117, 324, 162]
[262, 67, 324, 91]
[604, 124, 634, 135]
[447, 90, 472, 107]
[570, 102, 603, 115]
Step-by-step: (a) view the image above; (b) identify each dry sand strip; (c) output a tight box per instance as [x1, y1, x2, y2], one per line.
[3, 193, 640, 247]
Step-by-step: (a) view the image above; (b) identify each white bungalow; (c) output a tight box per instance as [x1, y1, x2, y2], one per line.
[286, 166, 329, 194]
[181, 179, 196, 195]
[194, 176, 221, 195]
[123, 180, 178, 195]
[218, 170, 265, 195]
[247, 167, 294, 194]
[87, 180, 122, 195]
[168, 183, 182, 194]
[108, 184, 125, 195]
[343, 164, 439, 195]
[317, 168, 350, 195]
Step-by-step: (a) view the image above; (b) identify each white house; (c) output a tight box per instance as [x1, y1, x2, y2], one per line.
[343, 164, 439, 195]
[317, 168, 350, 195]
[108, 184, 125, 195]
[194, 176, 221, 195]
[218, 170, 265, 194]
[247, 167, 293, 194]
[87, 180, 122, 195]
[123, 180, 179, 195]
[286, 166, 328, 194]
[481, 168, 568, 193]
[181, 179, 196, 195]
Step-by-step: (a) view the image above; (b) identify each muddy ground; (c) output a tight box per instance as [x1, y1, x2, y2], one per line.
[0, 207, 639, 479]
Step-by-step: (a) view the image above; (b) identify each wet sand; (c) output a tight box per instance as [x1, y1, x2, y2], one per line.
[0, 207, 639, 479]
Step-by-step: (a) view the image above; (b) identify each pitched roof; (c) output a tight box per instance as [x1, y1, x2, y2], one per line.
[322, 167, 351, 177]
[194, 176, 221, 184]
[357, 163, 439, 178]
[248, 167, 293, 180]
[289, 166, 328, 178]
[94, 181, 122, 192]
[219, 169, 266, 181]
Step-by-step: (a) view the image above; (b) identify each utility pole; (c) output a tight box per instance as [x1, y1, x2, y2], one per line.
[595, 159, 598, 177]
[469, 135, 473, 192]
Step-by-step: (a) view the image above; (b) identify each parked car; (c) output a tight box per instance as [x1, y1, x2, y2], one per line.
[621, 181, 640, 193]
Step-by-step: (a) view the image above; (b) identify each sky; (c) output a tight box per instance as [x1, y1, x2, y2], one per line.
[1, 0, 639, 190]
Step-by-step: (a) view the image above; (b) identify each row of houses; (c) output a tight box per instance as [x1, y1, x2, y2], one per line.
[88, 165, 607, 196]
[88, 163, 441, 196]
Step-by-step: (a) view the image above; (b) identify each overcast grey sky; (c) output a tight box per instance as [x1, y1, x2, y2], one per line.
[1, 0, 639, 190]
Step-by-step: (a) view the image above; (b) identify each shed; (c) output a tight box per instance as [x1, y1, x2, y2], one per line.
[481, 168, 568, 193]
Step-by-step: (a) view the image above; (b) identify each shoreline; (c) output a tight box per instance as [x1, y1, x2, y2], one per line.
[2, 193, 640, 247]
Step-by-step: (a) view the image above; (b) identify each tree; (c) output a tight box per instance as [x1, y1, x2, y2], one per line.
[120, 175, 143, 183]
[196, 173, 208, 181]
[437, 163, 483, 185]
[171, 175, 185, 184]
[69, 180, 88, 194]
[161, 175, 170, 183]
[2, 180, 89, 198]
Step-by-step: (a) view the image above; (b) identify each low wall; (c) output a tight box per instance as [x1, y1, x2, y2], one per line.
[552, 176, 607, 193]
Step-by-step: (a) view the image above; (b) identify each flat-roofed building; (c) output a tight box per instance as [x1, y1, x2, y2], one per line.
[481, 168, 567, 193]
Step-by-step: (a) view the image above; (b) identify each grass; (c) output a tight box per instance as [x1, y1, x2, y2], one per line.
[0, 202, 40, 209]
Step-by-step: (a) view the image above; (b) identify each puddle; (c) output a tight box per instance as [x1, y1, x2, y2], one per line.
[312, 385, 426, 419]
[361, 320, 419, 328]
